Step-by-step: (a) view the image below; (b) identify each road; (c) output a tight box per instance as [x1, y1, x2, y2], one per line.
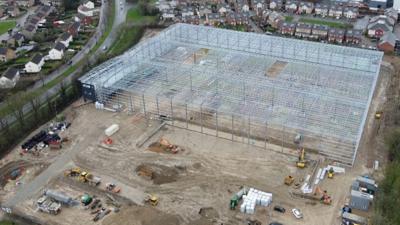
[249, 19, 263, 33]
[95, 0, 128, 57]
[2, 0, 130, 211]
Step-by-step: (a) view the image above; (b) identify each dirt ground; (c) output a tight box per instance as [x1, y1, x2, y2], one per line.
[0, 56, 398, 225]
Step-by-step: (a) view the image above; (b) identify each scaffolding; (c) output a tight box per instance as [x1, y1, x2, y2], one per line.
[80, 23, 383, 166]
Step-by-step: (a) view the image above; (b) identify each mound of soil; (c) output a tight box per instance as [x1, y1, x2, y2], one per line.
[135, 163, 181, 185]
[102, 206, 181, 225]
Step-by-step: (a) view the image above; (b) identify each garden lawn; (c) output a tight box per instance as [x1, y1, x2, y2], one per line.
[299, 18, 352, 29]
[0, 21, 16, 35]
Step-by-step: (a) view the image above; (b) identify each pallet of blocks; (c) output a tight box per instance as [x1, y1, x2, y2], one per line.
[240, 188, 272, 214]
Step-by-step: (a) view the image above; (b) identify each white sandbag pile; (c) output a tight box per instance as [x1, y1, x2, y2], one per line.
[240, 188, 272, 214]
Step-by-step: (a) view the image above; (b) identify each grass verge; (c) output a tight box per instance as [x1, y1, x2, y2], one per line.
[299, 18, 352, 29]
[126, 7, 157, 24]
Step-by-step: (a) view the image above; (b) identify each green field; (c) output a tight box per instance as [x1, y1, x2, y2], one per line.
[0, 21, 16, 35]
[285, 16, 294, 22]
[126, 7, 157, 23]
[299, 18, 352, 29]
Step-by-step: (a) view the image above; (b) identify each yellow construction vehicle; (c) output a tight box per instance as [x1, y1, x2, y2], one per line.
[328, 168, 334, 179]
[284, 175, 295, 185]
[296, 148, 306, 168]
[144, 194, 159, 206]
[375, 111, 382, 119]
[79, 172, 101, 186]
[64, 168, 81, 177]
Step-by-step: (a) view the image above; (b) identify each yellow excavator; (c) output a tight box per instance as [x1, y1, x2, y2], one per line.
[144, 194, 159, 206]
[296, 148, 307, 168]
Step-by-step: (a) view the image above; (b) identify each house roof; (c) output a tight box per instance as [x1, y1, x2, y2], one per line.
[31, 54, 43, 64]
[69, 21, 81, 31]
[3, 67, 19, 80]
[0, 47, 8, 55]
[60, 33, 72, 41]
[368, 20, 393, 32]
[379, 32, 397, 46]
[25, 24, 36, 32]
[12, 32, 24, 40]
[54, 42, 66, 51]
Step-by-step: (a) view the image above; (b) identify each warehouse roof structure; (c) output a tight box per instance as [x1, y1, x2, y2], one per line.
[80, 23, 383, 165]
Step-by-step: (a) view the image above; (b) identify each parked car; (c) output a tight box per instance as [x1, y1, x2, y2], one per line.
[292, 208, 303, 219]
[269, 223, 283, 225]
[273, 205, 286, 213]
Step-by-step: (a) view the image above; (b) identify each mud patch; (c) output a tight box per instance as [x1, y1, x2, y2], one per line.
[135, 163, 183, 185]
[102, 206, 181, 225]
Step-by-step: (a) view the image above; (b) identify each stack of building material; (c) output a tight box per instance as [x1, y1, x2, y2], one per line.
[240, 188, 272, 214]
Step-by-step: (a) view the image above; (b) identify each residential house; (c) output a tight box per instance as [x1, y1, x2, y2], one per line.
[67, 22, 81, 37]
[315, 4, 329, 17]
[0, 47, 16, 62]
[385, 7, 398, 21]
[269, 0, 282, 10]
[7, 5, 20, 17]
[285, 0, 298, 13]
[78, 5, 94, 17]
[37, 5, 53, 17]
[25, 54, 45, 73]
[58, 33, 73, 47]
[295, 22, 312, 38]
[83, 0, 95, 9]
[343, 7, 358, 19]
[206, 13, 222, 25]
[235, 12, 250, 25]
[328, 28, 345, 43]
[298, 2, 313, 14]
[251, 0, 266, 16]
[7, 32, 24, 47]
[182, 15, 200, 24]
[48, 42, 65, 60]
[311, 24, 328, 40]
[74, 14, 93, 26]
[378, 32, 397, 52]
[16, 0, 35, 7]
[328, 5, 342, 18]
[346, 29, 362, 45]
[181, 6, 194, 17]
[236, 0, 250, 12]
[0, 8, 4, 18]
[279, 22, 296, 35]
[367, 15, 394, 38]
[198, 4, 212, 17]
[0, 67, 20, 89]
[217, 3, 230, 15]
[22, 24, 36, 40]
[267, 11, 284, 28]
[162, 9, 176, 20]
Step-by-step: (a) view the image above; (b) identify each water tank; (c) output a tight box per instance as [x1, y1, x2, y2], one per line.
[44, 189, 72, 205]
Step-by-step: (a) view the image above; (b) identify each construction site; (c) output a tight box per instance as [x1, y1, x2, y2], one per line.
[0, 24, 395, 225]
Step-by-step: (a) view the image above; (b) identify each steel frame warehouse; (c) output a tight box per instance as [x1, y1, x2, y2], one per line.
[80, 23, 383, 166]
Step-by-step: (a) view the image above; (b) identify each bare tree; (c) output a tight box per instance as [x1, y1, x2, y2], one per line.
[7, 93, 28, 130]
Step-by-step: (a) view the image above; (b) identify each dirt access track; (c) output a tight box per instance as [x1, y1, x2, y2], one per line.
[0, 58, 395, 225]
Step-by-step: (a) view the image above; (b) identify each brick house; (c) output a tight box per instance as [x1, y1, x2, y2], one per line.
[315, 4, 329, 17]
[298, 2, 313, 14]
[328, 28, 345, 43]
[295, 23, 312, 38]
[345, 29, 362, 45]
[285, 0, 298, 13]
[279, 22, 296, 35]
[311, 24, 328, 40]
[367, 15, 394, 38]
[67, 21, 81, 37]
[377, 32, 397, 52]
